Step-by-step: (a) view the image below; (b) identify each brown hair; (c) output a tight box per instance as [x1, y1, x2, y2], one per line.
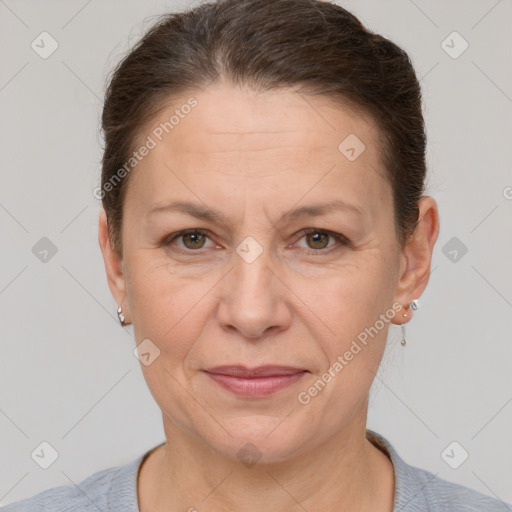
[100, 0, 427, 257]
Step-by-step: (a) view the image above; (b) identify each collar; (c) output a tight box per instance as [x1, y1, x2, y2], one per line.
[366, 429, 431, 511]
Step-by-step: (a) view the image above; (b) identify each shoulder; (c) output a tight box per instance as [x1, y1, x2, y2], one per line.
[408, 464, 511, 511]
[0, 452, 146, 512]
[366, 429, 512, 512]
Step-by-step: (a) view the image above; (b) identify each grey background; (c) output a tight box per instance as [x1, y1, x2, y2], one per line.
[1, 0, 511, 507]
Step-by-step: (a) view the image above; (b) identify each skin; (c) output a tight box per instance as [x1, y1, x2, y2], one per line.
[98, 80, 439, 512]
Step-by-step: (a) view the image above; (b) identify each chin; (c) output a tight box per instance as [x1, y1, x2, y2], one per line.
[205, 416, 308, 465]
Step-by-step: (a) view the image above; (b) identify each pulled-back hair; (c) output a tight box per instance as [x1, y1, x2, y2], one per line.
[101, 0, 426, 256]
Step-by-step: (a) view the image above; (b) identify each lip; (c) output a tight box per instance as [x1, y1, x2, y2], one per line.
[205, 365, 307, 377]
[203, 366, 308, 397]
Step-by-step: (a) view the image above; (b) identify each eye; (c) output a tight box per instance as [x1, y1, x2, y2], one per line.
[294, 228, 349, 255]
[163, 229, 217, 252]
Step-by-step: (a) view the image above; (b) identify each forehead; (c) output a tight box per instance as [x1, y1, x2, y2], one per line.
[126, 83, 389, 218]
[155, 84, 377, 157]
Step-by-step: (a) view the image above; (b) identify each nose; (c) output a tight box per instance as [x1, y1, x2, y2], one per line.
[216, 245, 292, 340]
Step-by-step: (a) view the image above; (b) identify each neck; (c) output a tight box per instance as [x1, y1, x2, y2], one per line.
[138, 413, 394, 512]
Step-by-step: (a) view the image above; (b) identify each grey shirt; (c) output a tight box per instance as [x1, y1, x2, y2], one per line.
[2, 430, 510, 511]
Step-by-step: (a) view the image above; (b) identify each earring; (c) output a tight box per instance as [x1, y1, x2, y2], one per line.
[400, 299, 420, 347]
[409, 299, 420, 311]
[117, 306, 126, 326]
[400, 313, 407, 347]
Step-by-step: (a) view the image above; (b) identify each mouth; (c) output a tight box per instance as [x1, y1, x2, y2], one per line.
[203, 365, 309, 397]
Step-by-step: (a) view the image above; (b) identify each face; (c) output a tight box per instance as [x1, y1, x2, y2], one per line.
[101, 82, 430, 463]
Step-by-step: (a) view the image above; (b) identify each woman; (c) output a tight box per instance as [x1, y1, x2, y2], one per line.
[3, 0, 509, 510]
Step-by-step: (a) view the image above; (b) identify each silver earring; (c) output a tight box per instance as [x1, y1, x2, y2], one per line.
[401, 313, 407, 347]
[400, 299, 419, 346]
[117, 306, 126, 326]
[409, 299, 420, 311]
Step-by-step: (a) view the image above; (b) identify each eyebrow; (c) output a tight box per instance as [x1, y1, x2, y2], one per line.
[146, 199, 364, 226]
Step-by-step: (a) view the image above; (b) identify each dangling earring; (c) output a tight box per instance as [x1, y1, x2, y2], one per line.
[400, 314, 407, 347]
[117, 305, 126, 326]
[400, 299, 420, 347]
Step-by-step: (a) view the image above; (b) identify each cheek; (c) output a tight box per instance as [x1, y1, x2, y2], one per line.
[293, 250, 398, 415]
[124, 250, 231, 374]
[295, 258, 396, 430]
[293, 251, 396, 340]
[124, 254, 194, 350]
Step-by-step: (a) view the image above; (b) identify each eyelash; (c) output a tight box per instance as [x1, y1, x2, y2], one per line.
[162, 228, 349, 256]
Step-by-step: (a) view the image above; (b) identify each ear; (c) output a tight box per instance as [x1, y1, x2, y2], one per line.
[391, 196, 440, 325]
[98, 209, 130, 322]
